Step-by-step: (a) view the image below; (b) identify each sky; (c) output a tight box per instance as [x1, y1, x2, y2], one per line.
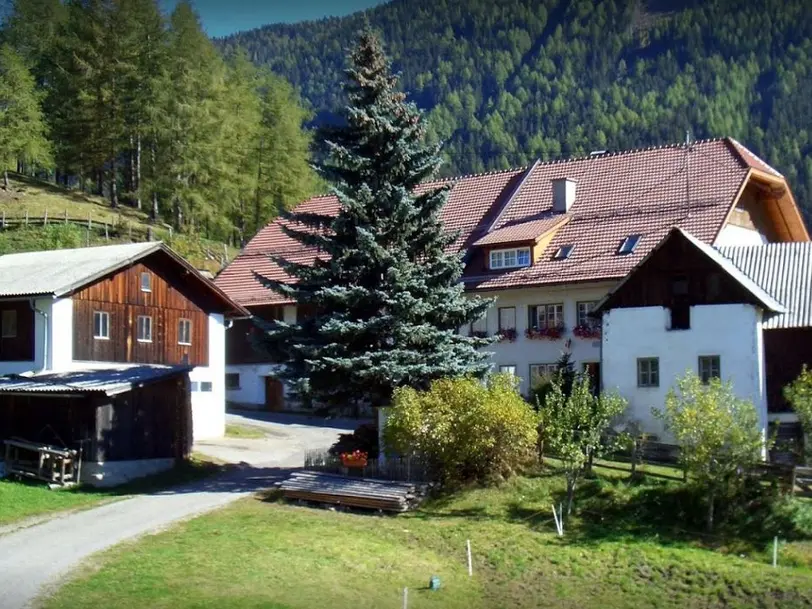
[160, 0, 388, 38]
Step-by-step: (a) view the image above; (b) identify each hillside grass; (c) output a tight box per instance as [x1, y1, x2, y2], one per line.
[0, 174, 238, 273]
[43, 465, 812, 609]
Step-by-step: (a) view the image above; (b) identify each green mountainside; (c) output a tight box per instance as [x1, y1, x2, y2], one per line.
[221, 0, 812, 222]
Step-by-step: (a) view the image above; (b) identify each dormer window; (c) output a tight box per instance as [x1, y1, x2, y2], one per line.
[554, 244, 575, 260]
[490, 247, 531, 269]
[618, 234, 642, 255]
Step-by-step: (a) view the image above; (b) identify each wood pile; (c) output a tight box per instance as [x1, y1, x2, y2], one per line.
[278, 471, 423, 512]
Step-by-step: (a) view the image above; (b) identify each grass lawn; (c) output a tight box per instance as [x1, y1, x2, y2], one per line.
[224, 423, 268, 439]
[44, 465, 812, 609]
[0, 454, 226, 528]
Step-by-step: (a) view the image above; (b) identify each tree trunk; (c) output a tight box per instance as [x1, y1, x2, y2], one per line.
[150, 143, 158, 221]
[110, 158, 118, 208]
[135, 135, 142, 210]
[96, 169, 103, 197]
[706, 488, 715, 533]
[2, 169, 8, 190]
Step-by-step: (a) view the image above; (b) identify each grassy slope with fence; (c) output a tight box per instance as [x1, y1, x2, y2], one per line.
[43, 460, 812, 609]
[0, 174, 238, 274]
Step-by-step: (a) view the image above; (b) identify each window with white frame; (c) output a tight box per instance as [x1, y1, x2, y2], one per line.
[178, 318, 192, 345]
[93, 311, 110, 339]
[489, 247, 531, 269]
[529, 363, 557, 386]
[136, 315, 153, 342]
[577, 301, 597, 327]
[698, 355, 721, 384]
[140, 271, 152, 292]
[499, 364, 517, 376]
[1, 310, 17, 338]
[529, 303, 563, 329]
[200, 381, 213, 392]
[498, 307, 516, 331]
[470, 314, 488, 336]
[637, 357, 659, 388]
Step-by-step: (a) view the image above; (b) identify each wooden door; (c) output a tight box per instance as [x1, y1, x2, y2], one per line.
[264, 377, 284, 411]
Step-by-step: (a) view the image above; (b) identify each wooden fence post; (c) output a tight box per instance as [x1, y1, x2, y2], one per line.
[630, 439, 638, 476]
[64, 209, 68, 224]
[24, 210, 28, 226]
[44, 209, 48, 226]
[1, 210, 5, 229]
[87, 211, 92, 230]
[105, 223, 109, 240]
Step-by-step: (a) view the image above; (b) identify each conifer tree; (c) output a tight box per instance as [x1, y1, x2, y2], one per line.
[0, 44, 51, 188]
[257, 31, 492, 413]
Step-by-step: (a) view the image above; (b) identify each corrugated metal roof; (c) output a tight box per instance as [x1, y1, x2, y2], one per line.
[594, 227, 787, 315]
[0, 365, 191, 397]
[718, 242, 812, 329]
[0, 242, 160, 298]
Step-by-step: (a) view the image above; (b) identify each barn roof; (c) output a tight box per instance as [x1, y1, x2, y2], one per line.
[0, 365, 192, 397]
[215, 138, 806, 307]
[0, 242, 248, 316]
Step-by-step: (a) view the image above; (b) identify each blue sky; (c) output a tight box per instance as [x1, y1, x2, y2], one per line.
[160, 0, 388, 37]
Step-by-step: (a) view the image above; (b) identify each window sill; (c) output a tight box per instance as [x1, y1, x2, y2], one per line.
[178, 342, 192, 346]
[136, 339, 153, 343]
[93, 336, 110, 341]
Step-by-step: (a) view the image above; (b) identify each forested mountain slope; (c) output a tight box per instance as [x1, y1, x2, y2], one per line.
[221, 0, 812, 221]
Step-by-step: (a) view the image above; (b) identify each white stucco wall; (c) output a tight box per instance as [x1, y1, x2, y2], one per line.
[49, 297, 73, 370]
[714, 224, 767, 247]
[189, 313, 226, 440]
[474, 282, 616, 394]
[601, 304, 767, 437]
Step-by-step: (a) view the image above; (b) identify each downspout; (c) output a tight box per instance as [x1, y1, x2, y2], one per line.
[29, 299, 48, 372]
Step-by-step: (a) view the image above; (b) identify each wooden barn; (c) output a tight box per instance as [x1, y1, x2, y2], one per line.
[0, 365, 192, 486]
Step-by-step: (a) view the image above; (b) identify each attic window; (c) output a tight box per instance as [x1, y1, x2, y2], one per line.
[554, 244, 575, 260]
[618, 234, 642, 255]
[490, 247, 531, 270]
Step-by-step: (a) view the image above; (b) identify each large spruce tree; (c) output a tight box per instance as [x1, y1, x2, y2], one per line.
[257, 31, 492, 413]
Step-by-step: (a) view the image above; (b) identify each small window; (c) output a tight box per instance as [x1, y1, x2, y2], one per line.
[554, 244, 575, 260]
[698, 356, 721, 384]
[498, 306, 516, 331]
[529, 303, 564, 329]
[225, 373, 240, 390]
[140, 272, 152, 292]
[576, 301, 597, 327]
[190, 381, 200, 392]
[529, 363, 557, 386]
[200, 381, 213, 392]
[93, 311, 110, 340]
[490, 247, 531, 269]
[499, 365, 517, 376]
[1, 310, 17, 338]
[136, 315, 153, 342]
[669, 304, 691, 330]
[637, 357, 659, 388]
[178, 319, 192, 345]
[618, 234, 642, 255]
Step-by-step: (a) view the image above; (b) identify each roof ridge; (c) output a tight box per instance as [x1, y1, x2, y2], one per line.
[534, 137, 728, 167]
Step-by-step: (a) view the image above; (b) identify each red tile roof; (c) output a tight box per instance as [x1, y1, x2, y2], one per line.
[472, 215, 570, 246]
[215, 138, 782, 306]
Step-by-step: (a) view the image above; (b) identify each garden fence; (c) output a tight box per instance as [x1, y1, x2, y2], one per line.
[304, 449, 432, 484]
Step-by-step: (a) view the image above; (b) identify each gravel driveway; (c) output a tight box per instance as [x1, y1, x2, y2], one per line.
[0, 412, 357, 609]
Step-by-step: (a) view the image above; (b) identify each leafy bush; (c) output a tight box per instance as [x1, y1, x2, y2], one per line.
[539, 372, 627, 515]
[328, 423, 379, 459]
[655, 372, 768, 532]
[784, 365, 812, 462]
[383, 374, 538, 485]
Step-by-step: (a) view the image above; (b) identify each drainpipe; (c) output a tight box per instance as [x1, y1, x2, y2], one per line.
[29, 299, 48, 372]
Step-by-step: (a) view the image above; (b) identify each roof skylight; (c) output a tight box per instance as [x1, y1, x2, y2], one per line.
[554, 244, 575, 260]
[618, 234, 642, 255]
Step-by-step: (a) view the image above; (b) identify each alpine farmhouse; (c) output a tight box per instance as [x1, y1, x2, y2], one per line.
[215, 138, 809, 435]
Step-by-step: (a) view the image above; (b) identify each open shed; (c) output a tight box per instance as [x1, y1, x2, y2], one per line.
[0, 365, 192, 486]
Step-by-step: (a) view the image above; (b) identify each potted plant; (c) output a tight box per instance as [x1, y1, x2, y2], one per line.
[525, 325, 566, 340]
[497, 328, 517, 342]
[572, 324, 601, 339]
[340, 449, 369, 468]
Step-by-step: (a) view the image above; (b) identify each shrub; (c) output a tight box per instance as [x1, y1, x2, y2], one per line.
[539, 372, 627, 516]
[655, 372, 768, 532]
[784, 365, 812, 462]
[383, 374, 538, 486]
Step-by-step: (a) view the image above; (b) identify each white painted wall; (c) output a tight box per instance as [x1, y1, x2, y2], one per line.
[714, 224, 767, 247]
[601, 304, 767, 438]
[49, 297, 73, 370]
[189, 313, 226, 440]
[474, 282, 616, 394]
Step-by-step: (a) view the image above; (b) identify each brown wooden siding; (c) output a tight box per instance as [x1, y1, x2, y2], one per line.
[0, 301, 35, 362]
[72, 262, 208, 366]
[226, 305, 283, 365]
[600, 232, 761, 312]
[764, 328, 812, 413]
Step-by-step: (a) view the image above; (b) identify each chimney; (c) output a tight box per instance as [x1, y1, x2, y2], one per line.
[552, 177, 576, 213]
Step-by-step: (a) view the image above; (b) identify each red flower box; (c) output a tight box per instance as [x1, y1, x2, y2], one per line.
[572, 324, 601, 339]
[525, 325, 566, 341]
[340, 450, 368, 468]
[497, 328, 517, 342]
